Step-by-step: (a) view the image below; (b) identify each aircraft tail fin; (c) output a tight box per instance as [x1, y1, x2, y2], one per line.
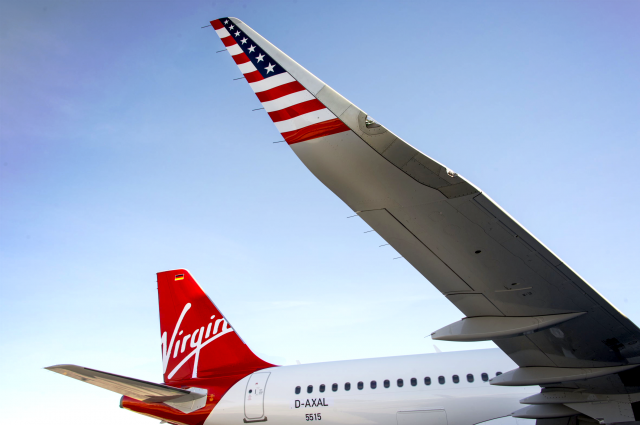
[158, 269, 274, 385]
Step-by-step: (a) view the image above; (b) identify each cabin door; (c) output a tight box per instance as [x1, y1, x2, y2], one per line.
[244, 372, 271, 421]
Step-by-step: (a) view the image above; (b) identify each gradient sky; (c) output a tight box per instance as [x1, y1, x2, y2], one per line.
[1, 1, 639, 424]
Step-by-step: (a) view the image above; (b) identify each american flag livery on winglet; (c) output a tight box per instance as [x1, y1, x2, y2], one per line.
[211, 18, 350, 144]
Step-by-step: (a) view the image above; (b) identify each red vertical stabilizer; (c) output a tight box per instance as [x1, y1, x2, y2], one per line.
[157, 269, 275, 385]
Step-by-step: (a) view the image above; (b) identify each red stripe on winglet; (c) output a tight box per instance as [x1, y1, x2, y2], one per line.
[268, 99, 326, 122]
[282, 119, 351, 145]
[222, 36, 236, 47]
[233, 53, 251, 65]
[211, 20, 224, 30]
[244, 70, 264, 83]
[256, 81, 306, 102]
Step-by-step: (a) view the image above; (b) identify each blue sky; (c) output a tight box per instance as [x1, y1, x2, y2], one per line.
[1, 0, 639, 423]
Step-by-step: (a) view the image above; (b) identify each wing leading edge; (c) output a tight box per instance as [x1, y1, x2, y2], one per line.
[211, 17, 640, 395]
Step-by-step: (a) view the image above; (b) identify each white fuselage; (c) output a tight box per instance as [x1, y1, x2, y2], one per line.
[207, 349, 537, 425]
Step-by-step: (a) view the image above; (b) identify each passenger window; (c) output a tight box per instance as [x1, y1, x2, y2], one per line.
[481, 373, 489, 382]
[371, 380, 377, 389]
[496, 372, 502, 376]
[332, 383, 338, 392]
[452, 375, 459, 384]
[320, 384, 325, 393]
[410, 378, 417, 387]
[384, 379, 390, 388]
[357, 381, 363, 390]
[345, 382, 351, 391]
[438, 376, 445, 385]
[467, 374, 474, 383]
[295, 386, 301, 394]
[424, 377, 431, 386]
[397, 379, 404, 387]
[307, 385, 313, 394]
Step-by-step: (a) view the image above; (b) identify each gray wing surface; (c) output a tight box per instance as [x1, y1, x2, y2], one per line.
[223, 18, 640, 395]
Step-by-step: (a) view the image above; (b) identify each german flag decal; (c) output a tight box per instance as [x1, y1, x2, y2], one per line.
[175, 274, 184, 281]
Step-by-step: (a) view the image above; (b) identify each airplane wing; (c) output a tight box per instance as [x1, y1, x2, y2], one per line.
[45, 365, 202, 403]
[210, 17, 640, 399]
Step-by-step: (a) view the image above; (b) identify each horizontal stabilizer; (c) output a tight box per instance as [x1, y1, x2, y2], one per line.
[45, 364, 204, 403]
